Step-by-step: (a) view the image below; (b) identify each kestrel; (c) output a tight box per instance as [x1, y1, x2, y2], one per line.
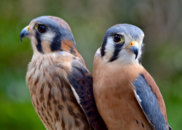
[93, 24, 172, 130]
[20, 16, 107, 130]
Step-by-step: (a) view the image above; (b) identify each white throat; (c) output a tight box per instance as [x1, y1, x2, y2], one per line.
[116, 49, 139, 65]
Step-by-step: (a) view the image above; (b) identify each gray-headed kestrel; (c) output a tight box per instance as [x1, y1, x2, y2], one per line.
[20, 16, 107, 130]
[93, 24, 172, 130]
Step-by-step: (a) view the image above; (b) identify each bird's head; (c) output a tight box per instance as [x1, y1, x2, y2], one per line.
[20, 16, 76, 55]
[100, 24, 144, 64]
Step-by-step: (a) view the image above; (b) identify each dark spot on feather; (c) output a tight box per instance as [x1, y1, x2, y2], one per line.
[67, 105, 78, 119]
[43, 103, 46, 109]
[39, 96, 44, 102]
[58, 64, 64, 69]
[47, 109, 53, 122]
[41, 112, 45, 117]
[47, 100, 52, 111]
[75, 119, 80, 127]
[36, 99, 39, 106]
[27, 74, 33, 85]
[141, 122, 144, 128]
[55, 111, 60, 121]
[37, 111, 41, 116]
[38, 59, 43, 70]
[61, 117, 65, 129]
[45, 116, 48, 121]
[58, 104, 63, 110]
[40, 83, 44, 94]
[136, 120, 139, 124]
[47, 121, 52, 128]
[43, 70, 45, 77]
[53, 98, 58, 105]
[41, 116, 46, 124]
[48, 86, 52, 100]
[34, 76, 39, 86]
[57, 78, 66, 102]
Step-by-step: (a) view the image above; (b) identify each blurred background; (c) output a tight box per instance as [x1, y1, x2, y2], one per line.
[0, 0, 182, 129]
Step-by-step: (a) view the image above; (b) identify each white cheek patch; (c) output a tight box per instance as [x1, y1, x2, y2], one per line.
[103, 37, 115, 62]
[41, 31, 56, 44]
[117, 49, 137, 64]
[30, 36, 42, 60]
[30, 36, 38, 51]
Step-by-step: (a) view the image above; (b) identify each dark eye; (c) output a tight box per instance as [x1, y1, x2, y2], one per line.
[113, 34, 125, 44]
[114, 34, 121, 42]
[37, 24, 47, 33]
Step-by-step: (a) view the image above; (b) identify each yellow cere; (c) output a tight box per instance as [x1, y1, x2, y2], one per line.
[26, 26, 30, 31]
[130, 41, 138, 47]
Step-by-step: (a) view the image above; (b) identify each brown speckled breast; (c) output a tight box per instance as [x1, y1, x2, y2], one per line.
[26, 53, 92, 130]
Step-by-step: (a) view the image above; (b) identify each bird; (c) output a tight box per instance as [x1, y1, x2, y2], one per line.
[20, 16, 107, 130]
[93, 24, 172, 130]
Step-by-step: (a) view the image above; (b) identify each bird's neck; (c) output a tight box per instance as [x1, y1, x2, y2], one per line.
[31, 40, 85, 66]
[60, 40, 85, 65]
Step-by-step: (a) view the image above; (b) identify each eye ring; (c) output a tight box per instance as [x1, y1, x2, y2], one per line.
[35, 24, 47, 33]
[113, 34, 125, 44]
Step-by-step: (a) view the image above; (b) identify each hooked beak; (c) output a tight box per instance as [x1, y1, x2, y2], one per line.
[126, 41, 139, 59]
[20, 26, 30, 42]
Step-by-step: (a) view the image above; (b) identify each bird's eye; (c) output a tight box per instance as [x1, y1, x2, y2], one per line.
[113, 34, 125, 44]
[36, 24, 47, 33]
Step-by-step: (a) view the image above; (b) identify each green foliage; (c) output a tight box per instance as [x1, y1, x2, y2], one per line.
[0, 0, 182, 129]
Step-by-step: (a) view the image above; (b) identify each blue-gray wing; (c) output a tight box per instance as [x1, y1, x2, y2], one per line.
[133, 74, 167, 130]
[67, 59, 108, 130]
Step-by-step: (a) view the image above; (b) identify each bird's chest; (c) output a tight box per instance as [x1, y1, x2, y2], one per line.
[93, 64, 152, 130]
[95, 69, 137, 115]
[26, 60, 91, 130]
[94, 63, 139, 103]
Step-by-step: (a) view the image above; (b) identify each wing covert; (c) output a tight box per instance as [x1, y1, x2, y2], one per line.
[67, 59, 108, 130]
[133, 74, 167, 130]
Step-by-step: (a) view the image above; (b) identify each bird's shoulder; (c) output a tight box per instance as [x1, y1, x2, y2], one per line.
[132, 68, 169, 130]
[26, 51, 83, 86]
[141, 69, 168, 122]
